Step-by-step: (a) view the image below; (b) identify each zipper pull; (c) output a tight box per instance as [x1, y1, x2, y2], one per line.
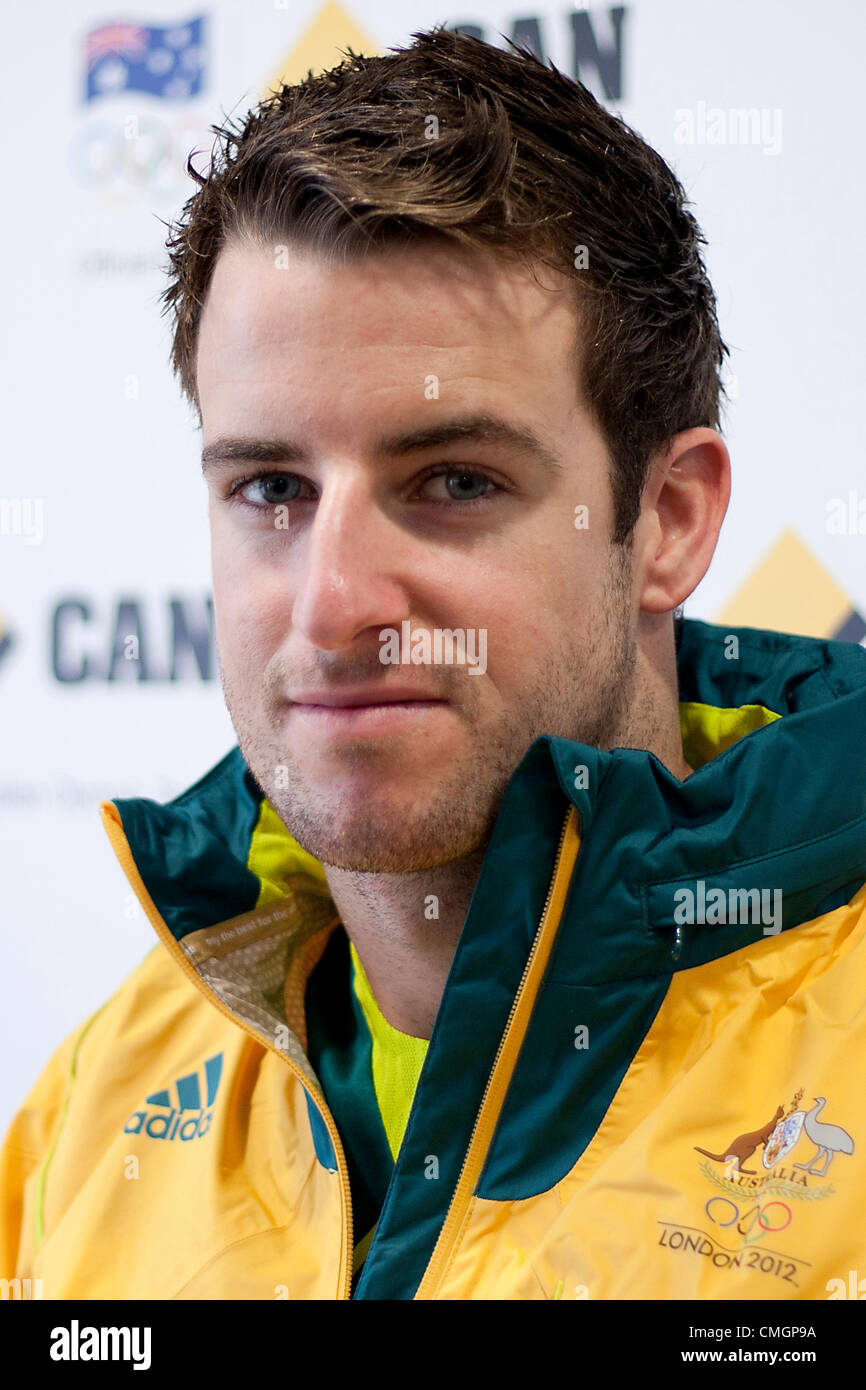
[670, 920, 684, 962]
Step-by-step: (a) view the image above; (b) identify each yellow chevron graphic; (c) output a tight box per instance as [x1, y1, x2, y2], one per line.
[716, 529, 865, 642]
[262, 1, 382, 96]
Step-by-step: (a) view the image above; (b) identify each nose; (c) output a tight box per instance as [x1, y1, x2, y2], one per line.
[290, 470, 411, 651]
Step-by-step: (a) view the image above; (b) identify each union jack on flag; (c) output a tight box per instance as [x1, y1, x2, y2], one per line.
[84, 15, 206, 103]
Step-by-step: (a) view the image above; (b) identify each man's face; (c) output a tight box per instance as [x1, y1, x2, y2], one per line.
[197, 238, 638, 871]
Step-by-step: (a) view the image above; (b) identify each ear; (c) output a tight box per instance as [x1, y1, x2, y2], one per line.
[632, 427, 731, 615]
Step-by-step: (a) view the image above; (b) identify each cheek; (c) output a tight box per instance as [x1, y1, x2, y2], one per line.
[215, 589, 287, 670]
[211, 540, 287, 673]
[475, 542, 601, 669]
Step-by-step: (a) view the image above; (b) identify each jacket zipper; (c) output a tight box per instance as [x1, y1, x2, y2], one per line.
[100, 803, 356, 1300]
[414, 801, 581, 1299]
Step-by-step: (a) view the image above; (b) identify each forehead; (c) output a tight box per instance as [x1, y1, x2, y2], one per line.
[196, 237, 582, 397]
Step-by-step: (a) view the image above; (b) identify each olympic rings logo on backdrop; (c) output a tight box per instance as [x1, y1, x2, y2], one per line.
[67, 111, 211, 210]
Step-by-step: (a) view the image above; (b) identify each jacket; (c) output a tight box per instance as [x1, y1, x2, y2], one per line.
[3, 617, 866, 1300]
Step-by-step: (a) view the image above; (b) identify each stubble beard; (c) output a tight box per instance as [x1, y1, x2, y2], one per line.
[219, 545, 638, 873]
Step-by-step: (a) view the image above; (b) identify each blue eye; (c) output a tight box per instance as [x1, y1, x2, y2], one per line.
[231, 473, 309, 508]
[417, 468, 499, 504]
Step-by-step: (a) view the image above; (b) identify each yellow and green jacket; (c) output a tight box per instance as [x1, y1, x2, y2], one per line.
[3, 618, 866, 1300]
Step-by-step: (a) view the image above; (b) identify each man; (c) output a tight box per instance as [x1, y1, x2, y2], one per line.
[3, 26, 865, 1301]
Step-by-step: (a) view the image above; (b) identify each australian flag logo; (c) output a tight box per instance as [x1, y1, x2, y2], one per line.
[84, 15, 206, 103]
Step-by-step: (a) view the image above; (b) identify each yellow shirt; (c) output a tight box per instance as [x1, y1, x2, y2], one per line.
[349, 940, 429, 1161]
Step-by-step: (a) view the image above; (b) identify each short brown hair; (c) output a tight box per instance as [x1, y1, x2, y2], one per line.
[161, 24, 728, 545]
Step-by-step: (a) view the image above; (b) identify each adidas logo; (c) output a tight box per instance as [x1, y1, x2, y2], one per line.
[124, 1052, 223, 1142]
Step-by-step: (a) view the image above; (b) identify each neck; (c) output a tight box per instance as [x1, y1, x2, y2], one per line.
[324, 849, 486, 1039]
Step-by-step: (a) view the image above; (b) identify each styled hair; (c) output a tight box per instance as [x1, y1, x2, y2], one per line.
[161, 24, 728, 546]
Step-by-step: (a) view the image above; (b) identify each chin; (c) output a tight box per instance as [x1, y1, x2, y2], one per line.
[298, 764, 436, 815]
[319, 844, 470, 874]
[280, 801, 483, 873]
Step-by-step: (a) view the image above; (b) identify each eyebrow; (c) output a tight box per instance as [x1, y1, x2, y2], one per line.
[200, 413, 565, 478]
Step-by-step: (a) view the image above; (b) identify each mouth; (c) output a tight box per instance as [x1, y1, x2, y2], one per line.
[282, 687, 450, 737]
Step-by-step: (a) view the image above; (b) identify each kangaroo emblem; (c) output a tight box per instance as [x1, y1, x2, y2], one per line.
[694, 1105, 784, 1175]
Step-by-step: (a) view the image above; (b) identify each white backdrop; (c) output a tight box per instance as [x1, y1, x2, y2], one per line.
[2, 0, 865, 1130]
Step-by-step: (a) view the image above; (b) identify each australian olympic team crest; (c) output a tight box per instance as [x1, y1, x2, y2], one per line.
[657, 1088, 856, 1290]
[762, 1106, 807, 1168]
